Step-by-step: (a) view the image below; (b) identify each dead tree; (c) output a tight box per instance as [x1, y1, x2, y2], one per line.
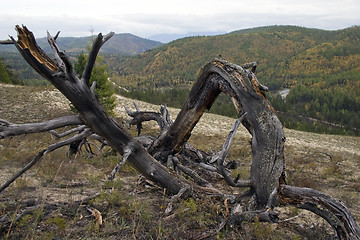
[0, 26, 359, 239]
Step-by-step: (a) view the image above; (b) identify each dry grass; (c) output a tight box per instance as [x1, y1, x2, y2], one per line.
[0, 84, 359, 239]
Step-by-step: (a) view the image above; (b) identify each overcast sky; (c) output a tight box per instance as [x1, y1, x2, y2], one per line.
[1, 0, 359, 42]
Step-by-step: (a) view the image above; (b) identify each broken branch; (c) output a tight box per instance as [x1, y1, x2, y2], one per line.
[0, 115, 82, 139]
[0, 128, 92, 193]
[82, 32, 115, 85]
[279, 185, 360, 239]
[214, 113, 251, 187]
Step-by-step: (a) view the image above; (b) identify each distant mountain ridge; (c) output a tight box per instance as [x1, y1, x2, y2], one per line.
[0, 33, 163, 56]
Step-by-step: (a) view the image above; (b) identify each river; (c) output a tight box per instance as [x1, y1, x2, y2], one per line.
[279, 88, 290, 99]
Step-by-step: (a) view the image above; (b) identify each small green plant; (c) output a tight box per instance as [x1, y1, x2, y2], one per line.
[16, 214, 33, 228]
[184, 198, 197, 213]
[175, 197, 219, 235]
[12, 207, 45, 239]
[251, 220, 273, 240]
[90, 191, 124, 208]
[29, 208, 45, 238]
[322, 163, 342, 178]
[102, 179, 124, 190]
[14, 177, 30, 190]
[231, 167, 250, 180]
[293, 234, 302, 240]
[45, 216, 67, 237]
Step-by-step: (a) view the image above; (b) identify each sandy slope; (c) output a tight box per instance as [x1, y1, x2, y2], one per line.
[115, 94, 360, 158]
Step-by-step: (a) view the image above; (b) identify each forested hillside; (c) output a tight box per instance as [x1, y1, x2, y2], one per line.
[0, 57, 19, 85]
[113, 25, 336, 89]
[115, 25, 360, 136]
[0, 59, 11, 84]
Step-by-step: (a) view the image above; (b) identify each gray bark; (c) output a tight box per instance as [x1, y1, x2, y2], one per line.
[279, 185, 360, 240]
[148, 59, 286, 205]
[0, 115, 81, 139]
[9, 25, 185, 195]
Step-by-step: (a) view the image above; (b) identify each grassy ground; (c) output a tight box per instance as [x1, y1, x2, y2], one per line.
[0, 84, 359, 239]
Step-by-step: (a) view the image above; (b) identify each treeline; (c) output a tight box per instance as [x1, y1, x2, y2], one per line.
[0, 53, 51, 86]
[0, 57, 21, 85]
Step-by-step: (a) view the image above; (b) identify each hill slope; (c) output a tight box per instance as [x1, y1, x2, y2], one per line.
[114, 25, 359, 90]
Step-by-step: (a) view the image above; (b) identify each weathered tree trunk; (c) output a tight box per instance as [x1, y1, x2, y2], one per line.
[149, 60, 286, 205]
[10, 25, 185, 195]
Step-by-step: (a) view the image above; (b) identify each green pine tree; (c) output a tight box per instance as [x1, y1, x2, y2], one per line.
[73, 51, 116, 115]
[0, 58, 11, 84]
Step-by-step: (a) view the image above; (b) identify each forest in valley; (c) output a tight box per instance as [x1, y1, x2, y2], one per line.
[1, 25, 359, 135]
